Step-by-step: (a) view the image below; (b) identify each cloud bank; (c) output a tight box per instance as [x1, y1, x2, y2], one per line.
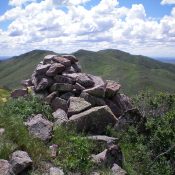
[0, 0, 175, 57]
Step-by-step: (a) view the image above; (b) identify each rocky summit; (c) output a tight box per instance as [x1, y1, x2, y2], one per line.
[8, 54, 141, 174]
[11, 54, 133, 133]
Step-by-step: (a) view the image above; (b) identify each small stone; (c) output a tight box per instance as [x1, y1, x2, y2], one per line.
[36, 64, 50, 75]
[0, 159, 11, 175]
[62, 55, 78, 63]
[76, 73, 94, 88]
[68, 97, 92, 117]
[49, 144, 58, 158]
[53, 56, 71, 67]
[35, 77, 53, 91]
[45, 92, 58, 104]
[43, 55, 57, 64]
[25, 114, 53, 141]
[46, 63, 65, 76]
[21, 79, 32, 87]
[54, 75, 75, 84]
[111, 164, 127, 175]
[10, 151, 32, 175]
[11, 89, 28, 98]
[49, 167, 64, 175]
[106, 80, 121, 98]
[51, 97, 68, 111]
[50, 83, 73, 92]
[0, 128, 5, 136]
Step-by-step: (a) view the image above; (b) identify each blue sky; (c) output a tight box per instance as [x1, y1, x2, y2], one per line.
[0, 0, 175, 57]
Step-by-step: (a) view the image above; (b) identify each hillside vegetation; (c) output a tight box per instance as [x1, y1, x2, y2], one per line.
[0, 49, 175, 95]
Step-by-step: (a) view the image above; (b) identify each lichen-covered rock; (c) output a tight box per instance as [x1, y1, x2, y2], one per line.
[11, 88, 28, 98]
[69, 106, 117, 134]
[0, 160, 12, 175]
[10, 151, 32, 175]
[25, 114, 53, 141]
[68, 97, 92, 117]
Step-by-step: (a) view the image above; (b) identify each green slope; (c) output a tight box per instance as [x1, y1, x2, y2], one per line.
[0, 49, 175, 95]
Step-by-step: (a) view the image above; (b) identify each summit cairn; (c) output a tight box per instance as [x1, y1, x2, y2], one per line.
[11, 54, 134, 134]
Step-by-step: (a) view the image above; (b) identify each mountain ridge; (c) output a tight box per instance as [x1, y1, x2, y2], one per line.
[0, 49, 175, 95]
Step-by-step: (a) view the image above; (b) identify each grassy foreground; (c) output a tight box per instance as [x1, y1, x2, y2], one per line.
[0, 92, 175, 174]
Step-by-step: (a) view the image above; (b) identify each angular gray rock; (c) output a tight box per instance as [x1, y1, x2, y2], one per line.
[50, 83, 73, 92]
[68, 97, 92, 117]
[0, 159, 11, 175]
[45, 91, 58, 104]
[46, 63, 65, 76]
[11, 89, 28, 98]
[111, 164, 127, 175]
[52, 108, 68, 126]
[21, 79, 32, 87]
[84, 75, 106, 98]
[72, 62, 81, 73]
[51, 97, 68, 111]
[106, 80, 121, 98]
[53, 56, 71, 67]
[54, 75, 75, 84]
[87, 135, 118, 144]
[43, 55, 57, 64]
[49, 167, 64, 175]
[69, 106, 117, 134]
[80, 92, 106, 106]
[63, 66, 77, 74]
[36, 64, 50, 75]
[74, 83, 85, 91]
[25, 114, 53, 141]
[35, 77, 53, 91]
[62, 55, 78, 63]
[76, 73, 94, 88]
[10, 151, 32, 175]
[92, 149, 107, 164]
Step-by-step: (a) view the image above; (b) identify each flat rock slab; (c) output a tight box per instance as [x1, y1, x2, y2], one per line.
[46, 63, 65, 76]
[69, 106, 117, 134]
[0, 159, 11, 175]
[10, 151, 32, 175]
[106, 80, 121, 98]
[25, 114, 53, 141]
[51, 83, 73, 92]
[68, 97, 92, 117]
[11, 89, 28, 98]
[87, 135, 118, 143]
[53, 56, 71, 67]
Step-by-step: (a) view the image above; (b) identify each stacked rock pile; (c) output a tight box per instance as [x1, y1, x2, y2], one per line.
[11, 54, 135, 134]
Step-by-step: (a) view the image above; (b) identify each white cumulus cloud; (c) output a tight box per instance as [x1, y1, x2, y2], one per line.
[161, 0, 175, 5]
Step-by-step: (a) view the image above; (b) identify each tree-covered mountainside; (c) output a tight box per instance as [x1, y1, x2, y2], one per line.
[0, 49, 175, 95]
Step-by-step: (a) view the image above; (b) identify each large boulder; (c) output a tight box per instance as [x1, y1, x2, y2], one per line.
[0, 160, 12, 175]
[68, 106, 117, 134]
[10, 151, 32, 175]
[68, 97, 92, 117]
[11, 89, 28, 98]
[25, 114, 53, 141]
